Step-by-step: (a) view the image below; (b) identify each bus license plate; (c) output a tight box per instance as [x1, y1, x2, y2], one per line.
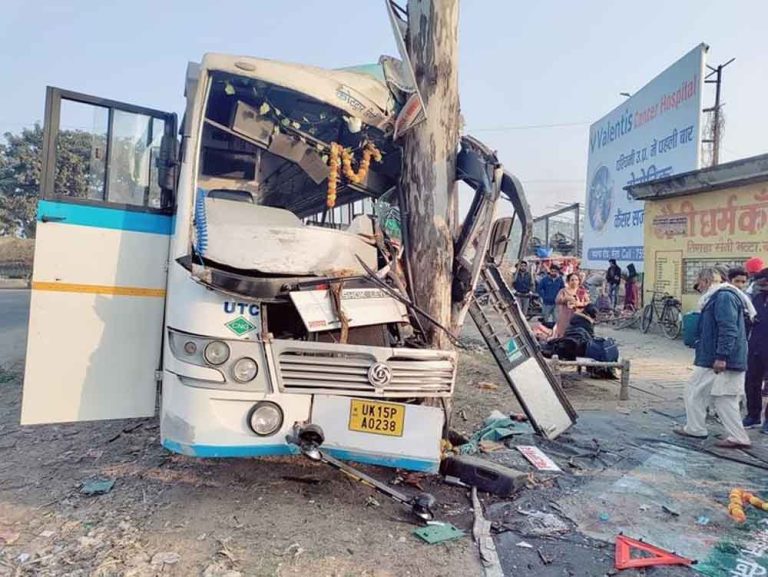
[348, 399, 405, 437]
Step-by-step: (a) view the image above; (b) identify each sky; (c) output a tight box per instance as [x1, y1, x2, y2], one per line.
[1, 0, 766, 215]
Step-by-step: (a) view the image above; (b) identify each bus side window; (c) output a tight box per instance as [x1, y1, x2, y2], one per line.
[106, 110, 158, 207]
[43, 88, 177, 213]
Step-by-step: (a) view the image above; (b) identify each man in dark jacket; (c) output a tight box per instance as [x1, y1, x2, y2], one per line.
[743, 268, 768, 432]
[674, 267, 751, 448]
[512, 261, 534, 315]
[605, 259, 622, 309]
[537, 266, 565, 325]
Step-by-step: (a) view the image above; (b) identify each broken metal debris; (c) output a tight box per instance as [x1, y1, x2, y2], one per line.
[289, 425, 436, 522]
[443, 475, 470, 488]
[471, 488, 504, 577]
[469, 262, 577, 439]
[441, 455, 529, 497]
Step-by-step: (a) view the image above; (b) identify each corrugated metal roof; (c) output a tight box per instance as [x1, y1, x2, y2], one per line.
[626, 153, 768, 200]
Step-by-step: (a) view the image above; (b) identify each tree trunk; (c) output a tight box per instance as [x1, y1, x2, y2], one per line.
[400, 0, 460, 350]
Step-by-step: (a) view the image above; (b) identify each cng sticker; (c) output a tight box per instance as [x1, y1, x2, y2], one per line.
[226, 316, 256, 336]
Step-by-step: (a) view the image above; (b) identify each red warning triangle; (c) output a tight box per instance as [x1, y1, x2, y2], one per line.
[615, 535, 695, 570]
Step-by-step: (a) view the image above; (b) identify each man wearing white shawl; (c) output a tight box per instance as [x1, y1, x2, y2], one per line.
[674, 267, 755, 448]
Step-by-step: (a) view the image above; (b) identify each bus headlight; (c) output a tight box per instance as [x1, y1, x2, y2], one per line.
[232, 357, 258, 382]
[247, 402, 283, 436]
[204, 341, 230, 365]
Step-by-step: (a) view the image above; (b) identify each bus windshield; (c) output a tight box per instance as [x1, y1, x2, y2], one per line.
[188, 70, 403, 291]
[198, 71, 400, 222]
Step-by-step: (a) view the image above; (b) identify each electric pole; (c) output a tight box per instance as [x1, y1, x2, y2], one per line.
[399, 0, 460, 349]
[703, 57, 734, 167]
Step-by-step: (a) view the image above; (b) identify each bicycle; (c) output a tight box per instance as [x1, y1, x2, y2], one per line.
[641, 292, 682, 339]
[595, 305, 641, 330]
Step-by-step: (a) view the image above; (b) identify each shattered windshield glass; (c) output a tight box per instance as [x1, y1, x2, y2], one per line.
[198, 71, 400, 222]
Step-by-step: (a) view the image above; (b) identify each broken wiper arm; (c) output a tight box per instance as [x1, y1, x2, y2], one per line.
[355, 256, 460, 347]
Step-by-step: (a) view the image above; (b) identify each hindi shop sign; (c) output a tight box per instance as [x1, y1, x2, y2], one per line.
[582, 44, 707, 272]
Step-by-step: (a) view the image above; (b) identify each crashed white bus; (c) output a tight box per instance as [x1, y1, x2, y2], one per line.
[21, 48, 575, 502]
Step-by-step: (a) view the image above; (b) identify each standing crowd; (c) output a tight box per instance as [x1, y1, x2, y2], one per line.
[510, 255, 768, 448]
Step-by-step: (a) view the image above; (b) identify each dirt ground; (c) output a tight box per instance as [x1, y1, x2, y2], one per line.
[0, 320, 696, 577]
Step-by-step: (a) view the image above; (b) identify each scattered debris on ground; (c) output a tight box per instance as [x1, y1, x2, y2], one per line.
[2, 322, 767, 575]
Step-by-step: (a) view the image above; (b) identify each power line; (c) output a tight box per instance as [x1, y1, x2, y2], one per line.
[468, 121, 590, 132]
[520, 178, 585, 184]
[1, 118, 593, 133]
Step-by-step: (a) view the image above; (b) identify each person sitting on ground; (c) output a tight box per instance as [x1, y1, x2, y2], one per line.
[674, 267, 754, 449]
[551, 272, 589, 339]
[728, 266, 749, 293]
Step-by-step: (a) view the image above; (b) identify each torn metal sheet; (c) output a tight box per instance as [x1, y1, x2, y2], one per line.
[385, 0, 427, 138]
[202, 200, 377, 276]
[289, 288, 408, 333]
[451, 138, 503, 329]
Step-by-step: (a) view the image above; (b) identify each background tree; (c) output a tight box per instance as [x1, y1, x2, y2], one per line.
[0, 125, 103, 238]
[0, 125, 43, 237]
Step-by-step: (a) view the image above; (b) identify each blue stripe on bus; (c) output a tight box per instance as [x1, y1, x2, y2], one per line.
[162, 439, 299, 458]
[162, 439, 439, 472]
[323, 448, 440, 473]
[37, 200, 173, 235]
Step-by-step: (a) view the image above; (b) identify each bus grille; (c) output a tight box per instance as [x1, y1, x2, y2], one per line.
[271, 341, 455, 397]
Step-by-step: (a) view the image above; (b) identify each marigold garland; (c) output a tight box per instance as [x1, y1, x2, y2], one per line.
[728, 488, 768, 523]
[327, 143, 341, 208]
[326, 142, 382, 208]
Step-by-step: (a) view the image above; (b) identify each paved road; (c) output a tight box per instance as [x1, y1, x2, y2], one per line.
[0, 289, 29, 368]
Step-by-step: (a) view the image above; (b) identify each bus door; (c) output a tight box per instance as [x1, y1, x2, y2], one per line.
[21, 87, 177, 424]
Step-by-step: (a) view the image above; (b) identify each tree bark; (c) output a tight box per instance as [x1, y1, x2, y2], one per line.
[400, 0, 460, 350]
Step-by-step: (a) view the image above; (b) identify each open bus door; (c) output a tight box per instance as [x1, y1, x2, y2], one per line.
[468, 173, 577, 439]
[21, 87, 178, 425]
